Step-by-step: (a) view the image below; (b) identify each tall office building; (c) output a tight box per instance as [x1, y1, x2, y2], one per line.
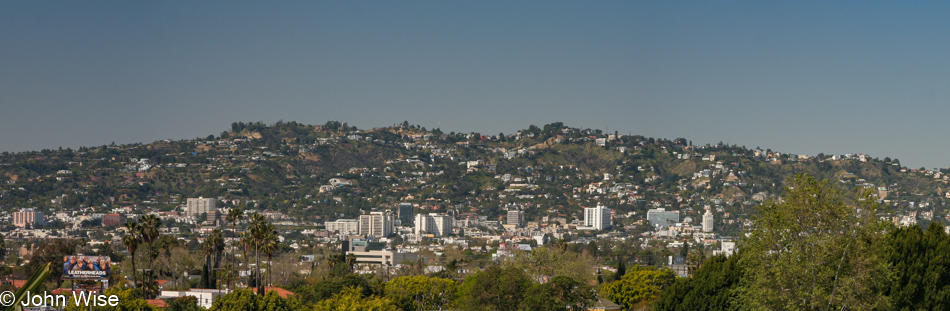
[186, 197, 216, 217]
[398, 203, 414, 226]
[507, 210, 525, 228]
[359, 212, 393, 237]
[647, 208, 680, 229]
[13, 208, 44, 228]
[414, 213, 453, 236]
[702, 207, 714, 233]
[584, 204, 611, 230]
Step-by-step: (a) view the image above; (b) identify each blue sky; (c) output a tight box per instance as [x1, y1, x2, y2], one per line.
[2, 1, 949, 169]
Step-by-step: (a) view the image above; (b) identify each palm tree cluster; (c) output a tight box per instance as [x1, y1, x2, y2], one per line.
[202, 229, 225, 289]
[226, 208, 244, 290]
[121, 214, 162, 298]
[246, 213, 279, 295]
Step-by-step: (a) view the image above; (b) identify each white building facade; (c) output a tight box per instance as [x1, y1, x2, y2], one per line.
[414, 213, 453, 236]
[702, 208, 714, 233]
[326, 219, 359, 235]
[358, 212, 393, 237]
[584, 204, 611, 230]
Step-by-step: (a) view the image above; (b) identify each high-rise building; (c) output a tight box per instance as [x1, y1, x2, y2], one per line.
[359, 212, 393, 237]
[414, 213, 453, 236]
[13, 208, 44, 228]
[398, 203, 414, 226]
[647, 208, 680, 229]
[507, 210, 524, 228]
[326, 219, 359, 235]
[584, 204, 611, 230]
[702, 207, 714, 233]
[186, 197, 216, 217]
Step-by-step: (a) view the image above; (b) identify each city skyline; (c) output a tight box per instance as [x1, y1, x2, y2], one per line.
[2, 1, 949, 169]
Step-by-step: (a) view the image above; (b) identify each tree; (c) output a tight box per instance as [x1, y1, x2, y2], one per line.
[314, 286, 399, 311]
[226, 208, 244, 290]
[601, 266, 676, 310]
[586, 241, 598, 257]
[214, 287, 294, 311]
[883, 223, 950, 310]
[737, 174, 891, 310]
[385, 276, 457, 311]
[0, 234, 5, 261]
[653, 254, 745, 311]
[502, 244, 596, 285]
[203, 229, 225, 289]
[166, 295, 202, 311]
[520, 275, 596, 310]
[457, 265, 531, 311]
[26, 239, 81, 284]
[139, 214, 162, 272]
[615, 259, 626, 280]
[248, 214, 275, 295]
[64, 287, 155, 311]
[122, 221, 141, 288]
[262, 231, 279, 288]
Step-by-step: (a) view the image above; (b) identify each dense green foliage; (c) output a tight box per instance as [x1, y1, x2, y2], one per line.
[738, 174, 891, 310]
[601, 266, 676, 310]
[884, 223, 950, 310]
[653, 254, 744, 311]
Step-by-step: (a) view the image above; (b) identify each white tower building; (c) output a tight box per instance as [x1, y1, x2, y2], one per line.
[702, 207, 714, 233]
[584, 204, 611, 230]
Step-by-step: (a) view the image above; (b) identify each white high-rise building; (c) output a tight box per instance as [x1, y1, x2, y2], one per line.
[702, 207, 714, 233]
[584, 204, 611, 230]
[186, 197, 216, 217]
[414, 213, 453, 236]
[359, 212, 393, 237]
[326, 219, 359, 235]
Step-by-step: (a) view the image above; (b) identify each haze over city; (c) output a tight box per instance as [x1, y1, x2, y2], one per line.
[2, 1, 949, 168]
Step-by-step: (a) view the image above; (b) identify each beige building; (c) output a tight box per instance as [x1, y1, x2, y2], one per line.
[414, 213, 453, 236]
[186, 197, 216, 217]
[358, 212, 393, 237]
[346, 250, 418, 266]
[326, 219, 359, 235]
[13, 208, 44, 228]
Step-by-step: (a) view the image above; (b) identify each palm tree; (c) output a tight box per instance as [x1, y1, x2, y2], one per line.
[226, 208, 243, 290]
[122, 221, 141, 288]
[262, 232, 279, 288]
[140, 270, 160, 299]
[138, 214, 161, 272]
[203, 229, 224, 289]
[249, 214, 268, 295]
[241, 231, 252, 287]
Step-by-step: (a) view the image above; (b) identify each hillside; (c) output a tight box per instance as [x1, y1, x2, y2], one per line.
[0, 121, 946, 235]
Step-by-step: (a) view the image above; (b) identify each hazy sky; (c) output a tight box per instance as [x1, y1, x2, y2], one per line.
[2, 2, 949, 169]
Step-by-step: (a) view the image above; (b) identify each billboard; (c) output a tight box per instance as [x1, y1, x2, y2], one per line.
[62, 256, 111, 280]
